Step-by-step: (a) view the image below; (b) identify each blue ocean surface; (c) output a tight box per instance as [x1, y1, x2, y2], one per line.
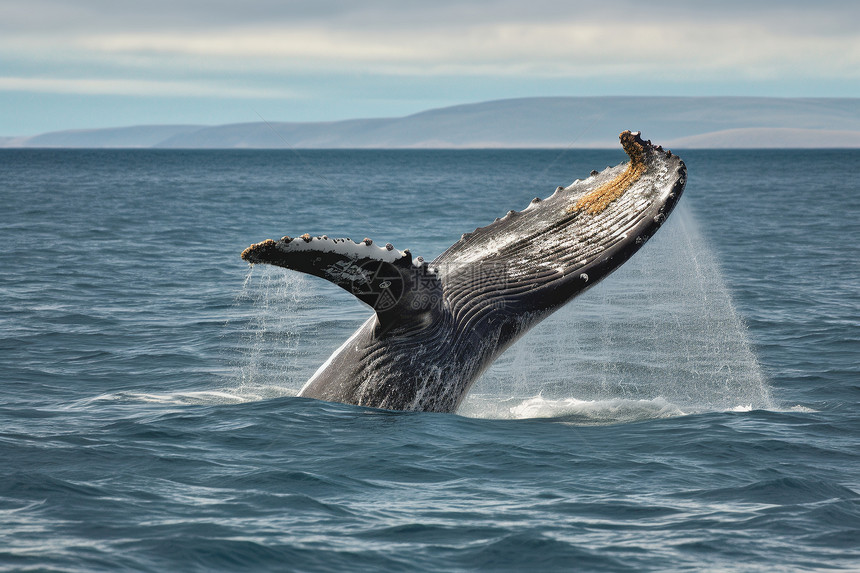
[1, 147, 858, 571]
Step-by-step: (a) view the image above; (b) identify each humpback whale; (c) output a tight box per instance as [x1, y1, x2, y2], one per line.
[241, 131, 686, 412]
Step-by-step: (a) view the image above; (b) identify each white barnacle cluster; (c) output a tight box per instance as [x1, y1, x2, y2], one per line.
[277, 235, 407, 264]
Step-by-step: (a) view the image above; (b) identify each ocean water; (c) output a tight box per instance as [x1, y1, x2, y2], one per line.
[1, 147, 858, 571]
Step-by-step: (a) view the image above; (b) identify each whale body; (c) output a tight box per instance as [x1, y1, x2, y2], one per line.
[241, 131, 686, 412]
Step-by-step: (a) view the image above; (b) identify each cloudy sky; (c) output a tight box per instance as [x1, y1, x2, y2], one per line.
[2, 0, 858, 135]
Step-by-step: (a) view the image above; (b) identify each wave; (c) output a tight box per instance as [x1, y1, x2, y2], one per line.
[67, 385, 300, 408]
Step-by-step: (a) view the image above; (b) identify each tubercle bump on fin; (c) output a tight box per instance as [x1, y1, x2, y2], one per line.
[449, 129, 677, 249]
[241, 233, 433, 271]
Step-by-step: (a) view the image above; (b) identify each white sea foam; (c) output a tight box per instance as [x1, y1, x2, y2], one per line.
[458, 394, 687, 424]
[67, 386, 299, 408]
[509, 395, 685, 421]
[788, 405, 818, 413]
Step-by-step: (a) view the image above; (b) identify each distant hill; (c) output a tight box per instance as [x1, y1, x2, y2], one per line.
[4, 97, 860, 149]
[11, 125, 205, 148]
[665, 127, 860, 149]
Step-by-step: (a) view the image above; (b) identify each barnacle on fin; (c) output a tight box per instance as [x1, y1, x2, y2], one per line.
[241, 238, 277, 263]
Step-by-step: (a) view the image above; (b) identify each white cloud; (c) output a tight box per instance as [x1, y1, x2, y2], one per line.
[0, 1, 857, 99]
[0, 76, 295, 98]
[71, 21, 860, 79]
[2, 0, 857, 133]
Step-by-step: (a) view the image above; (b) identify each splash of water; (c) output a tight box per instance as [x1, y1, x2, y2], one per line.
[226, 266, 319, 401]
[460, 202, 774, 421]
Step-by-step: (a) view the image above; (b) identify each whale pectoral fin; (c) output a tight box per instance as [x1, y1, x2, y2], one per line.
[241, 235, 442, 328]
[434, 131, 686, 322]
